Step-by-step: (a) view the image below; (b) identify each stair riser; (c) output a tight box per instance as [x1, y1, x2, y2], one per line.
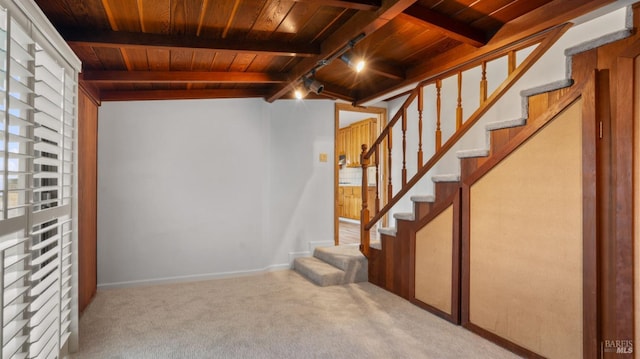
[435, 182, 459, 200]
[413, 202, 432, 222]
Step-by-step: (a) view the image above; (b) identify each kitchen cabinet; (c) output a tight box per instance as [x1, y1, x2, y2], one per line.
[338, 186, 377, 221]
[338, 118, 377, 167]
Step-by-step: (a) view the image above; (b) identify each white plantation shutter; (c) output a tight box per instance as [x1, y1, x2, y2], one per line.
[0, 0, 80, 358]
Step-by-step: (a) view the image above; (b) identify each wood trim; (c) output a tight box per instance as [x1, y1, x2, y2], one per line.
[78, 88, 99, 313]
[63, 28, 320, 58]
[411, 188, 461, 324]
[463, 323, 545, 359]
[78, 78, 101, 106]
[582, 71, 599, 359]
[100, 89, 266, 101]
[334, 103, 387, 246]
[612, 54, 635, 349]
[82, 70, 288, 84]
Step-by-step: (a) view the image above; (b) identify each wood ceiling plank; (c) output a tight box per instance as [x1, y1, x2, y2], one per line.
[100, 88, 267, 101]
[471, 0, 551, 30]
[170, 49, 194, 71]
[61, 29, 320, 57]
[453, 0, 515, 22]
[121, 48, 149, 70]
[489, 0, 613, 44]
[139, 0, 171, 33]
[224, 0, 267, 39]
[70, 45, 103, 70]
[196, 0, 238, 38]
[401, 4, 486, 46]
[228, 53, 257, 72]
[272, 1, 320, 41]
[248, 0, 297, 40]
[102, 0, 142, 31]
[147, 48, 170, 71]
[92, 47, 128, 70]
[246, 54, 277, 72]
[171, 0, 204, 34]
[209, 52, 237, 71]
[293, 0, 381, 11]
[266, 0, 418, 102]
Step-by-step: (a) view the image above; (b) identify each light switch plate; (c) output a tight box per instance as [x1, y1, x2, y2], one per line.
[319, 153, 328, 162]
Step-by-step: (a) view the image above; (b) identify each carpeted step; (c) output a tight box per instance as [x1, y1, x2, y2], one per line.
[313, 245, 368, 283]
[293, 256, 345, 287]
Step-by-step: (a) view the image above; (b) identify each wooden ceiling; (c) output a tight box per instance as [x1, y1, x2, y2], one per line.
[34, 0, 612, 103]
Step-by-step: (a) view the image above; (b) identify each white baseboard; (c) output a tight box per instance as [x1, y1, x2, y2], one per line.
[97, 263, 290, 290]
[308, 240, 334, 253]
[288, 251, 311, 266]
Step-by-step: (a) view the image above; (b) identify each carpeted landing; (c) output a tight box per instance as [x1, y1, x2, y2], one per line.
[73, 270, 521, 358]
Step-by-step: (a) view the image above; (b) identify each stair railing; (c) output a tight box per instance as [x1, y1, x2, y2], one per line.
[359, 24, 570, 257]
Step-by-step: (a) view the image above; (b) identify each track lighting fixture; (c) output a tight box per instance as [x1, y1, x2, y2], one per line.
[303, 77, 324, 95]
[340, 52, 365, 73]
[291, 33, 364, 99]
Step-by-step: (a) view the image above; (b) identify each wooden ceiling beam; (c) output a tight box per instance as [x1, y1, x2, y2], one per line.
[61, 29, 319, 58]
[266, 0, 418, 102]
[292, 0, 381, 11]
[100, 89, 267, 101]
[82, 70, 287, 84]
[400, 4, 487, 47]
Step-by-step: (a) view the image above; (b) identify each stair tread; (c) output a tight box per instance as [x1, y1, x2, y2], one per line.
[432, 174, 460, 182]
[294, 256, 345, 287]
[457, 148, 489, 158]
[393, 212, 415, 221]
[314, 245, 365, 272]
[411, 194, 435, 203]
[486, 118, 526, 131]
[378, 227, 397, 236]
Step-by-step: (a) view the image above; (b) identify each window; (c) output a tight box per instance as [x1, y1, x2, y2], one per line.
[0, 0, 80, 357]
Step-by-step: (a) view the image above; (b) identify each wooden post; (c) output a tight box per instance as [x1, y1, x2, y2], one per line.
[436, 79, 442, 150]
[402, 107, 407, 186]
[417, 86, 424, 168]
[456, 71, 463, 130]
[508, 50, 516, 74]
[480, 61, 487, 104]
[375, 146, 380, 214]
[360, 144, 370, 258]
[387, 128, 393, 200]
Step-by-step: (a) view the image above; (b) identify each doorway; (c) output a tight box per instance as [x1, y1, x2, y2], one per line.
[334, 103, 387, 246]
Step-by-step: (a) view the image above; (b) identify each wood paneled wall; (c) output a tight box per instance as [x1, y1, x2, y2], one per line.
[78, 85, 99, 312]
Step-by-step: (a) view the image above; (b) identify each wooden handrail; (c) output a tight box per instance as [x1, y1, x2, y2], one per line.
[359, 23, 571, 256]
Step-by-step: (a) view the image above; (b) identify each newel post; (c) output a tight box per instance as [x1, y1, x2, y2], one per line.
[360, 144, 370, 258]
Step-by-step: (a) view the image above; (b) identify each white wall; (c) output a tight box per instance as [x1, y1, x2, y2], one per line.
[97, 98, 335, 288]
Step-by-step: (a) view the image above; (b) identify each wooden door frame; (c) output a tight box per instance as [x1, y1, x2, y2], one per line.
[334, 103, 387, 245]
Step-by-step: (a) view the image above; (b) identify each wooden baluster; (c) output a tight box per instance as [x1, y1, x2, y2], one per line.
[402, 107, 407, 186]
[508, 50, 516, 74]
[456, 71, 463, 130]
[417, 85, 423, 168]
[360, 144, 370, 257]
[375, 146, 380, 214]
[435, 79, 442, 151]
[387, 129, 393, 200]
[480, 61, 487, 104]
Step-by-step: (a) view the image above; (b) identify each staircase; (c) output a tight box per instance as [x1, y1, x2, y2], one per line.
[370, 6, 634, 247]
[293, 244, 368, 286]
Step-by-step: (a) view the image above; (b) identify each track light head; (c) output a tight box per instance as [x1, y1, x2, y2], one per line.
[303, 77, 324, 95]
[340, 52, 365, 73]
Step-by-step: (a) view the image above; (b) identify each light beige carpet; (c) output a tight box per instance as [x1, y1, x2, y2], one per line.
[72, 270, 521, 358]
